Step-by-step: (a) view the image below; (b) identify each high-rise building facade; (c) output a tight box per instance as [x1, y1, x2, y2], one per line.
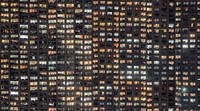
[0, 0, 200, 111]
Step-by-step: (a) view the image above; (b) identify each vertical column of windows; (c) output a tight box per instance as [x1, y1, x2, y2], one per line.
[159, 0, 169, 110]
[19, 0, 29, 110]
[187, 1, 198, 110]
[95, 1, 106, 110]
[146, 0, 153, 110]
[118, 1, 126, 111]
[38, 0, 48, 110]
[125, 2, 133, 110]
[56, 1, 66, 111]
[74, 0, 83, 110]
[65, 1, 75, 111]
[174, 1, 182, 110]
[197, 1, 200, 109]
[56, 1, 65, 111]
[78, 1, 93, 110]
[29, 0, 38, 110]
[152, 1, 161, 109]
[47, 0, 57, 110]
[92, 1, 99, 110]
[140, 1, 148, 110]
[113, 1, 120, 110]
[0, 1, 13, 111]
